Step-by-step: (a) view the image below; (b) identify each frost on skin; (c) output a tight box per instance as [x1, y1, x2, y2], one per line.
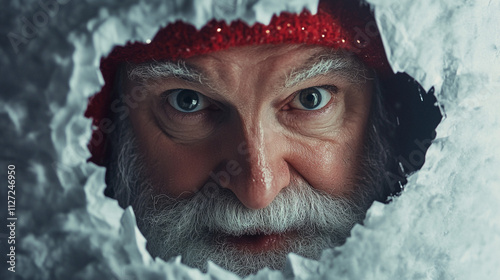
[3, 0, 500, 280]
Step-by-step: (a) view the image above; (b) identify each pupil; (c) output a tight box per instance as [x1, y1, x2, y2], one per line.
[299, 88, 321, 109]
[176, 90, 199, 111]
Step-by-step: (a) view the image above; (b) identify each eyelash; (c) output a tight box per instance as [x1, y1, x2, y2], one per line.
[315, 85, 338, 94]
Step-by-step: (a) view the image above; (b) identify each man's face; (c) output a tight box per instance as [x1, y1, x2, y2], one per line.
[126, 44, 373, 203]
[111, 44, 386, 275]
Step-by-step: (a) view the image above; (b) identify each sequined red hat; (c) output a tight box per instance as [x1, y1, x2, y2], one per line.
[85, 0, 391, 166]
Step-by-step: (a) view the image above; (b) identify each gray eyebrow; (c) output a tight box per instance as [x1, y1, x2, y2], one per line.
[127, 51, 372, 90]
[284, 51, 373, 88]
[127, 60, 205, 85]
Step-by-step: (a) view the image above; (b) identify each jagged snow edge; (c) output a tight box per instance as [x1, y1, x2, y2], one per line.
[60, 1, 319, 279]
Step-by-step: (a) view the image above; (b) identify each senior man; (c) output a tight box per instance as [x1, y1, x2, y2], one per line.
[86, 0, 403, 276]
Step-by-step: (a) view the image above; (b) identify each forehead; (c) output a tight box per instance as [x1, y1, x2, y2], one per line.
[125, 43, 373, 99]
[183, 44, 364, 82]
[185, 44, 319, 70]
[125, 44, 371, 92]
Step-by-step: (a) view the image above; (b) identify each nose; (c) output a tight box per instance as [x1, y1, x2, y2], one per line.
[218, 119, 290, 209]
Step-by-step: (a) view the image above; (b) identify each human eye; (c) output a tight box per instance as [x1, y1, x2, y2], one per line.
[165, 89, 211, 113]
[289, 86, 336, 111]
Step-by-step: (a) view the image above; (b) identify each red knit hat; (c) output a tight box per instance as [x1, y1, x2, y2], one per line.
[85, 0, 391, 166]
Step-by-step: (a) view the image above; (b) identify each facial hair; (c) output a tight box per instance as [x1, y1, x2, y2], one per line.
[135, 179, 366, 276]
[107, 81, 394, 276]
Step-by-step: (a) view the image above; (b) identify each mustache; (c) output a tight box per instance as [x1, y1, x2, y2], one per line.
[107, 100, 393, 275]
[135, 178, 365, 238]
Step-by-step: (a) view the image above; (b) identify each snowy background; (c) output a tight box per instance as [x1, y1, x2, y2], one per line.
[1, 0, 500, 279]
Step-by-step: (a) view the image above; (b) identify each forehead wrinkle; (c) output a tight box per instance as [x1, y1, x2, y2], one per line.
[189, 51, 277, 103]
[284, 50, 372, 88]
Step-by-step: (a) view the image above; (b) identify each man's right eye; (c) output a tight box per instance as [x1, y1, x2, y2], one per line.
[166, 89, 210, 113]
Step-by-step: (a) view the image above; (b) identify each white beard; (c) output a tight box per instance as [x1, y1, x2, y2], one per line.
[133, 179, 366, 276]
[107, 83, 393, 276]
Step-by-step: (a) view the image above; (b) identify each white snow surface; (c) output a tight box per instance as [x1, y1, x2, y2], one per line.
[1, 0, 499, 279]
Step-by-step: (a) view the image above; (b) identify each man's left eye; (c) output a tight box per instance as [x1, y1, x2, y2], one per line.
[290, 87, 333, 111]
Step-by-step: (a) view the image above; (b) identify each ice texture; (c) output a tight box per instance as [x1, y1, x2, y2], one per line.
[1, 0, 499, 279]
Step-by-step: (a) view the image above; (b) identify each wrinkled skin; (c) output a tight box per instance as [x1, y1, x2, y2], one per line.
[123, 44, 373, 208]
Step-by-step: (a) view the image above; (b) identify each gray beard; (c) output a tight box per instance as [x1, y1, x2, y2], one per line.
[107, 83, 393, 276]
[135, 182, 365, 276]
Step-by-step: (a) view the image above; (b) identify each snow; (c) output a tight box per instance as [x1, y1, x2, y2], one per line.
[1, 0, 499, 279]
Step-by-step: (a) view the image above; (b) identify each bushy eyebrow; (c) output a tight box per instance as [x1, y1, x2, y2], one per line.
[127, 50, 372, 90]
[127, 60, 205, 85]
[284, 51, 373, 88]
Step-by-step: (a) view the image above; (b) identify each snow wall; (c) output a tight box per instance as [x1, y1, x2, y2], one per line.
[1, 0, 499, 279]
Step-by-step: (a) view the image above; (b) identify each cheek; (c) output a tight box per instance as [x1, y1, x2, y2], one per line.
[129, 106, 219, 197]
[287, 109, 370, 197]
[290, 137, 364, 196]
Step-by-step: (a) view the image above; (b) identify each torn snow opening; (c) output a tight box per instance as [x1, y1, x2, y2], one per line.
[5, 0, 499, 279]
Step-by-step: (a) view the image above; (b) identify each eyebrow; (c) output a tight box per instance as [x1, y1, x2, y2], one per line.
[284, 51, 373, 88]
[127, 50, 373, 89]
[127, 60, 205, 85]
